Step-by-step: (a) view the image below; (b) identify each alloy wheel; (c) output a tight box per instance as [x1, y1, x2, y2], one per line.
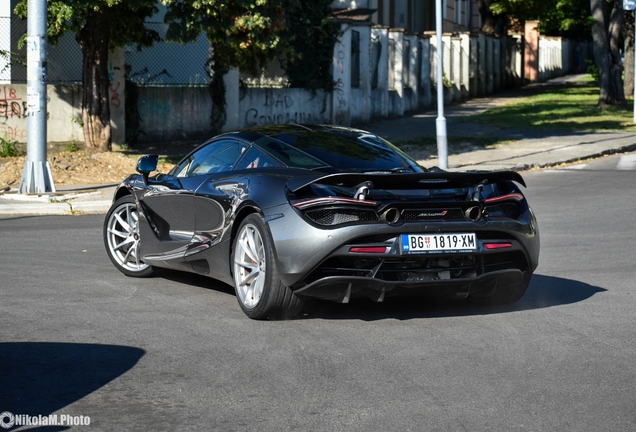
[105, 201, 149, 273]
[233, 223, 266, 309]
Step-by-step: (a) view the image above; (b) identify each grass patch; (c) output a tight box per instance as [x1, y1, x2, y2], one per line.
[466, 84, 636, 132]
[65, 142, 80, 153]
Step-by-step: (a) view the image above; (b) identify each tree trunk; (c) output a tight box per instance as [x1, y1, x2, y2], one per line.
[207, 44, 229, 134]
[591, 0, 625, 106]
[77, 11, 112, 152]
[624, 11, 634, 97]
[476, 0, 503, 36]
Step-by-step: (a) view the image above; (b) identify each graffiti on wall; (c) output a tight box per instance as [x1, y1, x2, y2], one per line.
[138, 96, 171, 119]
[244, 93, 321, 127]
[0, 86, 28, 140]
[332, 40, 349, 125]
[108, 62, 122, 108]
[0, 86, 28, 121]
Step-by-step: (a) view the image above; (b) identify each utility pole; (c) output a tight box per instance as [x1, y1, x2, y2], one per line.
[435, 0, 448, 169]
[19, 0, 55, 194]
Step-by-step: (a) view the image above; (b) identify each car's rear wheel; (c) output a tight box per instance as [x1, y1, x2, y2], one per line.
[232, 214, 304, 320]
[104, 195, 155, 277]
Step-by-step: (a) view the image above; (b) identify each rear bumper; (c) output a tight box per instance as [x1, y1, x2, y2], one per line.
[293, 269, 525, 303]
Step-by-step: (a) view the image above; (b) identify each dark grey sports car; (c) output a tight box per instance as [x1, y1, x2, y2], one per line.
[103, 125, 539, 319]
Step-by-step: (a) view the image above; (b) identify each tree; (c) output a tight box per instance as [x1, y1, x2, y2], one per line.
[488, 0, 594, 36]
[15, 0, 160, 152]
[281, 1, 340, 92]
[476, 0, 506, 36]
[486, 0, 625, 106]
[590, 0, 625, 106]
[162, 0, 339, 132]
[163, 0, 289, 132]
[625, 11, 635, 96]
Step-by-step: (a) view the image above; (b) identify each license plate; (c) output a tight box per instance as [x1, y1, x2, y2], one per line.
[401, 233, 477, 254]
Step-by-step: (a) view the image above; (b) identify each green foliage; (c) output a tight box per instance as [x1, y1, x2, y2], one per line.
[15, 0, 160, 50]
[162, 0, 339, 132]
[163, 0, 291, 132]
[489, 0, 594, 37]
[14, 0, 160, 152]
[0, 48, 26, 74]
[163, 1, 286, 74]
[66, 142, 80, 153]
[0, 137, 21, 158]
[70, 115, 84, 128]
[281, 1, 340, 93]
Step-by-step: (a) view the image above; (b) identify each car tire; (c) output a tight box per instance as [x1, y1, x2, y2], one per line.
[232, 214, 304, 320]
[103, 195, 156, 278]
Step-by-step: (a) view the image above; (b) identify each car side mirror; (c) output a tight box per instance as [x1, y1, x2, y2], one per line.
[136, 155, 158, 185]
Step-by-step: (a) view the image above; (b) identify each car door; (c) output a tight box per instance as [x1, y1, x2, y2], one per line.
[138, 139, 247, 264]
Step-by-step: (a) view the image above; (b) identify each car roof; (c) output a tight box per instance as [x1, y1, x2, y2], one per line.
[219, 124, 373, 143]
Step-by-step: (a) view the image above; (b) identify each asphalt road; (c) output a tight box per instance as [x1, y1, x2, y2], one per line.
[1, 152, 635, 432]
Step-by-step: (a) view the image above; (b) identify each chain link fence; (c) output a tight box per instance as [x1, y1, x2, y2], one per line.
[126, 22, 210, 86]
[1, 16, 83, 84]
[1, 17, 293, 87]
[239, 59, 289, 88]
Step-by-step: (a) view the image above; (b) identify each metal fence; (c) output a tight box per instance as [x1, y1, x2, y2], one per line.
[0, 17, 304, 88]
[239, 59, 289, 88]
[1, 19, 212, 86]
[126, 22, 210, 86]
[1, 16, 83, 84]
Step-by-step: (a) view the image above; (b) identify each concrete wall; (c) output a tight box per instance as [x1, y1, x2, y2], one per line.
[2, 22, 580, 145]
[0, 83, 83, 144]
[239, 88, 332, 129]
[136, 86, 211, 142]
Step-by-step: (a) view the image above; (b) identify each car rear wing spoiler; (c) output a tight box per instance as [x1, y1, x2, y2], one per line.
[287, 170, 526, 193]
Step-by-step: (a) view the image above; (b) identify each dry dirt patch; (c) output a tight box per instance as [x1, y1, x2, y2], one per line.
[0, 151, 176, 188]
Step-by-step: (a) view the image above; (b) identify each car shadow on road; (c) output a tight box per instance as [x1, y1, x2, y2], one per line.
[0, 342, 145, 428]
[158, 270, 236, 296]
[299, 274, 607, 321]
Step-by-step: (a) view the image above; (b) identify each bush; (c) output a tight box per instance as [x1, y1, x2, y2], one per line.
[0, 137, 21, 157]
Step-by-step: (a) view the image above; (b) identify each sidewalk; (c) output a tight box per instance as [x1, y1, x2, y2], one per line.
[2, 74, 635, 216]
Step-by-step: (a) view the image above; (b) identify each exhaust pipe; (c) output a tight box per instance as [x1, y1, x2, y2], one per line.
[380, 207, 401, 224]
[464, 206, 482, 222]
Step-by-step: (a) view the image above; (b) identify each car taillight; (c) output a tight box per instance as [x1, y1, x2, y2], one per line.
[483, 242, 513, 250]
[484, 193, 524, 203]
[349, 246, 389, 253]
[292, 197, 378, 210]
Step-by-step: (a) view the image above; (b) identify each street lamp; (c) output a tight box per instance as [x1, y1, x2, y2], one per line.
[19, 0, 55, 194]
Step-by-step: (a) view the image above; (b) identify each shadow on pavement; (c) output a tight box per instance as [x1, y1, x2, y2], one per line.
[299, 274, 606, 321]
[0, 343, 145, 429]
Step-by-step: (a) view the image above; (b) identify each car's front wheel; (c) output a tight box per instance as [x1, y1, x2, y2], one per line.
[103, 195, 155, 277]
[232, 214, 304, 320]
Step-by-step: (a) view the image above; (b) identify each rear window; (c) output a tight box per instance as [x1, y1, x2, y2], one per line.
[270, 130, 417, 172]
[254, 137, 327, 170]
